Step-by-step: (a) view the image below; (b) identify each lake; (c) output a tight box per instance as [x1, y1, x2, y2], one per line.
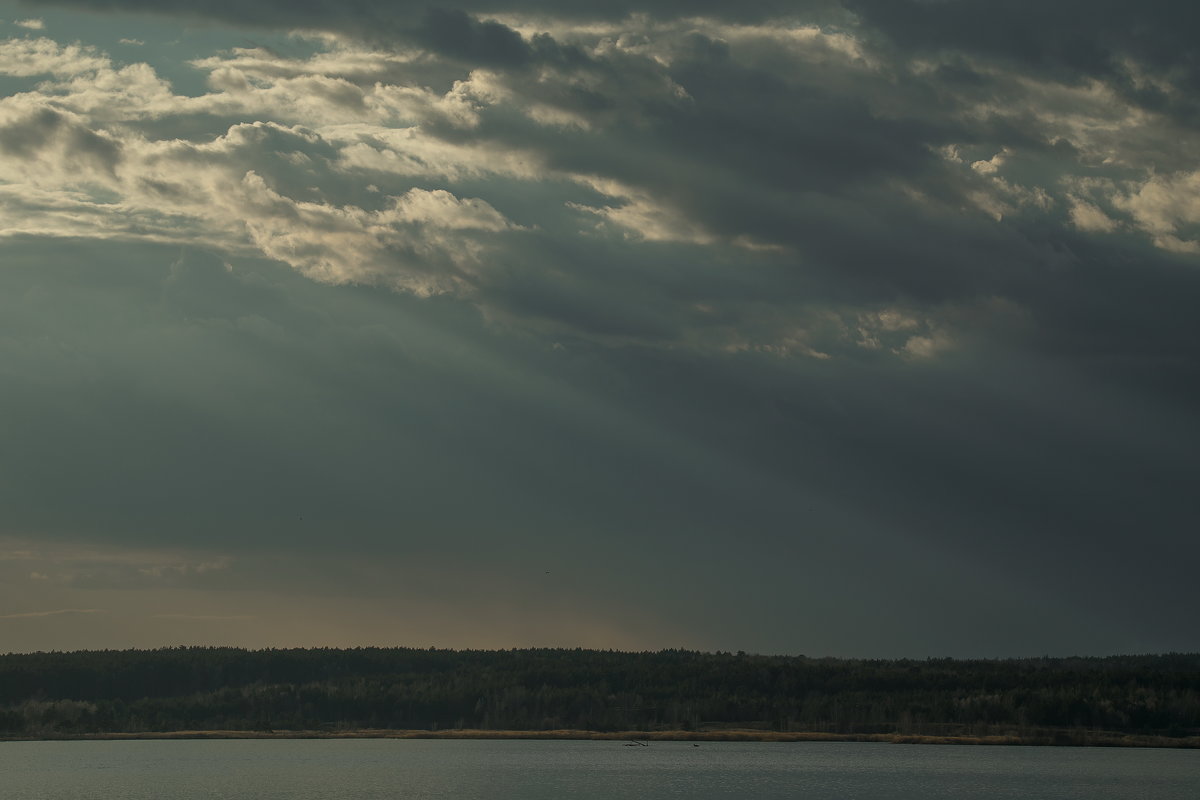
[1, 739, 1196, 799]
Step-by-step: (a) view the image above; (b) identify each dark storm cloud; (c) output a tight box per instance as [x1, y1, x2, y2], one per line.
[383, 28, 1113, 348]
[0, 106, 62, 157]
[35, 0, 1197, 77]
[415, 8, 596, 70]
[26, 0, 842, 27]
[847, 0, 1200, 121]
[0, 106, 121, 173]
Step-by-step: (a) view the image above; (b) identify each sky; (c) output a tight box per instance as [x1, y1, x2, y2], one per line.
[0, 0, 1197, 658]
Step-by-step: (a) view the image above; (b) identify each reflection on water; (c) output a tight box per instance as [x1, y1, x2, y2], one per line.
[1, 738, 1197, 799]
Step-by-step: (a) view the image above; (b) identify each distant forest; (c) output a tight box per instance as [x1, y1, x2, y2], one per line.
[2, 648, 1198, 741]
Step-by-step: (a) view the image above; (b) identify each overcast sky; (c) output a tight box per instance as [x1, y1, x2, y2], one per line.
[1, 0, 1197, 658]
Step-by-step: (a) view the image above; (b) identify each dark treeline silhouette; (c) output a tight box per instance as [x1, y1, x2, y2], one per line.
[2, 648, 1198, 740]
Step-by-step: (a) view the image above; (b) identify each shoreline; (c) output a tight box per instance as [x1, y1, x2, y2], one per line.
[5, 729, 1198, 749]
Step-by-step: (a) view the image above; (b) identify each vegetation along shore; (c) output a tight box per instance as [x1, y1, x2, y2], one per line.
[2, 648, 1197, 748]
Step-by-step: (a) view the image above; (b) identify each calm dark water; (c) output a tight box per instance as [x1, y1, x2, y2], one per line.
[1, 739, 1196, 799]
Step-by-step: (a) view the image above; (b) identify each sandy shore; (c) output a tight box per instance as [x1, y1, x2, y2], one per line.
[6, 729, 1198, 748]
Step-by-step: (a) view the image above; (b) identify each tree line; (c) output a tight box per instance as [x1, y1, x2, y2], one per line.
[1, 647, 1198, 739]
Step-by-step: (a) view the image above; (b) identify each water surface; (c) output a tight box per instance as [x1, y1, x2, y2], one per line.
[2, 739, 1196, 799]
